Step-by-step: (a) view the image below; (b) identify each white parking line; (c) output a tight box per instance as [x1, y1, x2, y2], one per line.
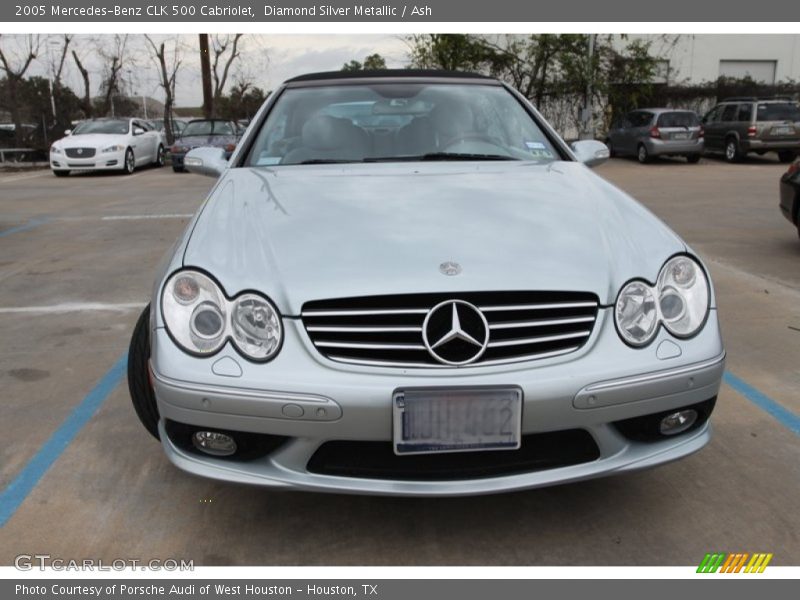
[101, 214, 194, 220]
[0, 302, 147, 314]
[0, 171, 50, 184]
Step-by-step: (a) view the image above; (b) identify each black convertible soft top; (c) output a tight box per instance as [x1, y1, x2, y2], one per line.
[285, 69, 497, 83]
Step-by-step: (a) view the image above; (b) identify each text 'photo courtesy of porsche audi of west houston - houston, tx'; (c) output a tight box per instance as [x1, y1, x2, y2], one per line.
[126, 71, 725, 496]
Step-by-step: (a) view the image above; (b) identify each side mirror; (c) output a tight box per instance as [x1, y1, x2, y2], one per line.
[63, 129, 72, 136]
[184, 147, 228, 178]
[571, 140, 610, 168]
[133, 127, 145, 136]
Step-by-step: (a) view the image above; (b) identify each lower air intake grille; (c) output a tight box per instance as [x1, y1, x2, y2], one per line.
[302, 291, 599, 368]
[307, 430, 600, 480]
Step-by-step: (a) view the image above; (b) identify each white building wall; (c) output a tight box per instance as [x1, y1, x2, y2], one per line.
[618, 34, 800, 84]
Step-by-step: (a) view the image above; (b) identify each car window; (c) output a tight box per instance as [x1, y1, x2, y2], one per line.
[737, 104, 753, 123]
[72, 120, 131, 135]
[756, 103, 800, 122]
[704, 106, 722, 123]
[245, 83, 563, 166]
[656, 112, 699, 128]
[182, 120, 235, 136]
[628, 112, 652, 128]
[720, 105, 739, 122]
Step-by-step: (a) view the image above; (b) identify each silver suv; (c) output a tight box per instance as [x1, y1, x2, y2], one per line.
[702, 97, 800, 163]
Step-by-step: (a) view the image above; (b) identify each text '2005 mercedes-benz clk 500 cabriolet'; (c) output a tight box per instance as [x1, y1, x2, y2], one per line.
[127, 70, 725, 496]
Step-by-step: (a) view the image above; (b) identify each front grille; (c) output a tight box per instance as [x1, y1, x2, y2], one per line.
[307, 430, 600, 480]
[302, 291, 599, 368]
[65, 147, 96, 158]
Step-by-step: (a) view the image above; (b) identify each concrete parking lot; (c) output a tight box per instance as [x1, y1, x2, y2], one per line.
[0, 156, 798, 566]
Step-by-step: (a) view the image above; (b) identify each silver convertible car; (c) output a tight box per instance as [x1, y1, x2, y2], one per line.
[128, 71, 725, 496]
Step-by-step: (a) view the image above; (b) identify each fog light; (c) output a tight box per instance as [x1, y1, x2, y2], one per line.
[192, 431, 237, 456]
[659, 410, 698, 435]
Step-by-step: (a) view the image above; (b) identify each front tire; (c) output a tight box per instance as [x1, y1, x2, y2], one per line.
[637, 144, 651, 164]
[778, 150, 796, 164]
[53, 170, 70, 177]
[128, 304, 160, 440]
[686, 154, 701, 164]
[605, 139, 616, 158]
[123, 147, 135, 174]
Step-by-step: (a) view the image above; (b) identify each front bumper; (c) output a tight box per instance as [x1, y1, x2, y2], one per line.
[50, 150, 124, 171]
[151, 309, 725, 496]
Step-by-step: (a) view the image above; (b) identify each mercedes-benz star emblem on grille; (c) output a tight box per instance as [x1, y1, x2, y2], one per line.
[422, 300, 489, 365]
[439, 261, 462, 276]
[76, 148, 83, 154]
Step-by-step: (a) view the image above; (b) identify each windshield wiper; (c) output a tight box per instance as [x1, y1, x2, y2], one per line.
[363, 153, 518, 162]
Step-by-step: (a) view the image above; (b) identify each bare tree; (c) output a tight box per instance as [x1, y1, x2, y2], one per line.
[47, 34, 72, 86]
[71, 48, 92, 118]
[211, 33, 243, 114]
[145, 34, 182, 144]
[0, 34, 40, 145]
[98, 34, 129, 117]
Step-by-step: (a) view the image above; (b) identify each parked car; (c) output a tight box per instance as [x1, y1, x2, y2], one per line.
[779, 158, 800, 239]
[605, 109, 704, 163]
[147, 117, 187, 139]
[702, 97, 800, 163]
[49, 117, 165, 176]
[169, 119, 240, 172]
[128, 70, 724, 496]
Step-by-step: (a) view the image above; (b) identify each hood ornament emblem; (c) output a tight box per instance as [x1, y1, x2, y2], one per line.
[439, 261, 462, 276]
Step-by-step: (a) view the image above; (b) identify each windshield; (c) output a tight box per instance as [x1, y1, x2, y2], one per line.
[72, 120, 130, 135]
[245, 83, 562, 166]
[657, 112, 699, 128]
[756, 103, 800, 122]
[182, 120, 235, 136]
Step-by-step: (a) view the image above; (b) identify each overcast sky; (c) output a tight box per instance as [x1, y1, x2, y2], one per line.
[2, 34, 411, 108]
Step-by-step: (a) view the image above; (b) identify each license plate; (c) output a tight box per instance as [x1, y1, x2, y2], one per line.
[672, 132, 690, 140]
[772, 126, 794, 136]
[393, 388, 522, 455]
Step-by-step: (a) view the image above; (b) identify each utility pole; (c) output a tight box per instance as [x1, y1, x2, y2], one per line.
[199, 34, 213, 118]
[581, 34, 596, 140]
[48, 77, 56, 121]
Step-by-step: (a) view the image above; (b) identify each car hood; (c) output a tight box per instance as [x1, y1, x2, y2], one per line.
[175, 135, 236, 148]
[182, 161, 686, 314]
[57, 133, 129, 148]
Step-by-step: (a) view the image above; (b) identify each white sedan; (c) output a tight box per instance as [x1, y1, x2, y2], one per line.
[49, 118, 165, 177]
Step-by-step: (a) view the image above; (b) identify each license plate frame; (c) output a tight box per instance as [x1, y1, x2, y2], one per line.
[771, 126, 794, 136]
[672, 132, 690, 140]
[392, 387, 523, 456]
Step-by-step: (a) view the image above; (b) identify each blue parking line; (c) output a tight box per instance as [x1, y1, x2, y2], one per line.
[724, 371, 800, 437]
[0, 217, 48, 238]
[0, 352, 128, 528]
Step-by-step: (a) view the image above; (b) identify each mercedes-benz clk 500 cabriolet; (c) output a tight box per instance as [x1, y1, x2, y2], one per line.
[127, 70, 725, 496]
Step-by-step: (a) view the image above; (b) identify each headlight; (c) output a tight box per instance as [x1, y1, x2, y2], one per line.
[162, 271, 227, 354]
[50, 146, 62, 154]
[102, 145, 124, 153]
[615, 255, 710, 347]
[615, 281, 659, 346]
[656, 256, 709, 338]
[161, 270, 283, 361]
[231, 294, 282, 360]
